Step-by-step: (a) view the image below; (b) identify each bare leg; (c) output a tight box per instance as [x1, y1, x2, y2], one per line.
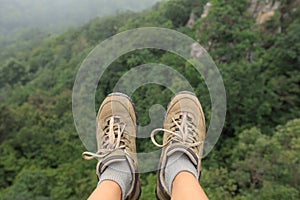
[171, 171, 209, 200]
[88, 180, 122, 200]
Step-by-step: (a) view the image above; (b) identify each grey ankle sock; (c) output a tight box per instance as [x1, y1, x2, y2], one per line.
[99, 160, 132, 200]
[164, 152, 198, 194]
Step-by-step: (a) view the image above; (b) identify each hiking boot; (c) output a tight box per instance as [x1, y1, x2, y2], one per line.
[82, 93, 140, 200]
[151, 91, 206, 200]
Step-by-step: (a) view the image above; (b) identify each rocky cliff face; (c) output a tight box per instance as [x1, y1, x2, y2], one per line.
[248, 0, 281, 24]
[201, 2, 212, 18]
[199, 0, 281, 24]
[186, 12, 196, 28]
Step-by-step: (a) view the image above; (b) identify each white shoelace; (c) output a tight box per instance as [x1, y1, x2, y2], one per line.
[82, 116, 127, 160]
[150, 112, 203, 148]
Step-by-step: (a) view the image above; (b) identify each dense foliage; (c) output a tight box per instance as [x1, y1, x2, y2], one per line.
[0, 0, 299, 199]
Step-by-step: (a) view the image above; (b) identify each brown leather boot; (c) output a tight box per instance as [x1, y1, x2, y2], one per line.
[151, 91, 206, 200]
[83, 93, 141, 200]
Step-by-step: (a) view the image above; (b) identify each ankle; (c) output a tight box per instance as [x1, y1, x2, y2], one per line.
[171, 171, 208, 200]
[172, 171, 196, 189]
[164, 152, 198, 195]
[98, 160, 132, 200]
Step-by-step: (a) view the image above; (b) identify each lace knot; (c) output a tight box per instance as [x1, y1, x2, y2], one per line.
[82, 116, 127, 160]
[151, 112, 202, 148]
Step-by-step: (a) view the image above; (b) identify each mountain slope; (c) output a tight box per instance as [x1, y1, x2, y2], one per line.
[0, 0, 299, 199]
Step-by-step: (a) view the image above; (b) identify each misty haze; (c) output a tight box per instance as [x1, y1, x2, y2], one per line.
[0, 0, 161, 48]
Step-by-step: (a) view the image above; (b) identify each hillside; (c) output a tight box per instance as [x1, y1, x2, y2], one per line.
[0, 0, 299, 199]
[0, 0, 161, 32]
[0, 0, 161, 48]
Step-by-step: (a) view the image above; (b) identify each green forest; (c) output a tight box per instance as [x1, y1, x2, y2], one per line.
[0, 0, 299, 199]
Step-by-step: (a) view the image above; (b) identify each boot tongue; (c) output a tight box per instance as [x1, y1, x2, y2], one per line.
[166, 144, 199, 166]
